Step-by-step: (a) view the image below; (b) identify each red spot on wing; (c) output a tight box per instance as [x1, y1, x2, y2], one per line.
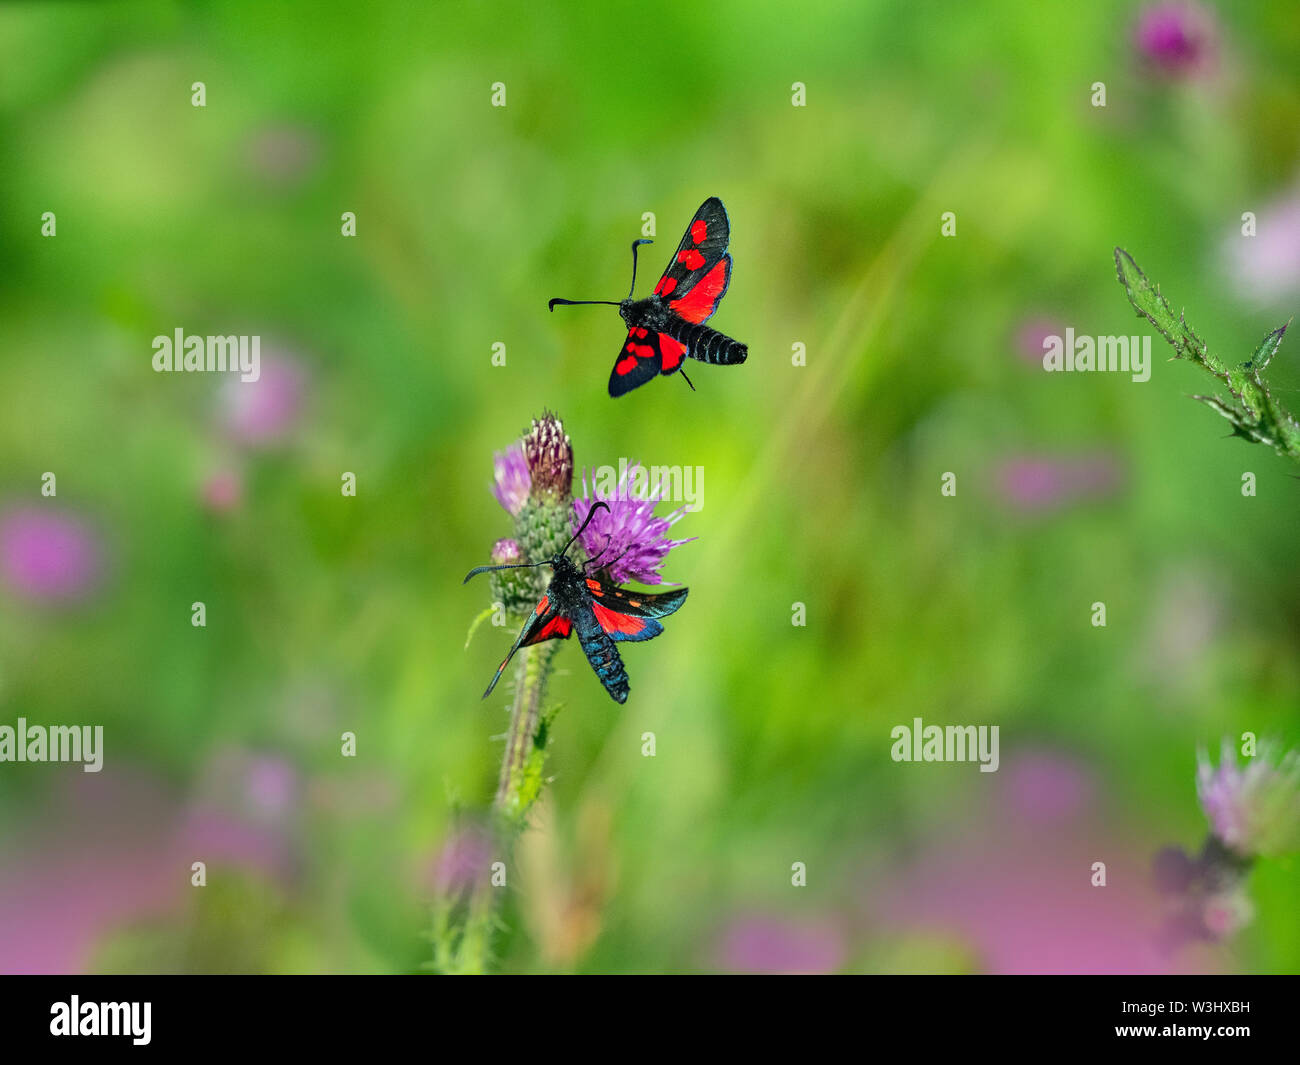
[616, 355, 637, 375]
[659, 334, 686, 371]
[592, 601, 645, 636]
[535, 595, 548, 615]
[690, 219, 707, 243]
[633, 327, 648, 338]
[654, 276, 678, 296]
[585, 578, 604, 594]
[677, 249, 705, 271]
[634, 344, 656, 360]
[670, 257, 729, 323]
[534, 616, 572, 641]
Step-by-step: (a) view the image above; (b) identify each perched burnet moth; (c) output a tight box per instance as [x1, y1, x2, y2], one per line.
[464, 503, 687, 704]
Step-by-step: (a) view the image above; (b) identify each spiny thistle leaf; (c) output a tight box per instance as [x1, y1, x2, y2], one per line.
[1114, 248, 1300, 461]
[1245, 321, 1289, 374]
[1113, 247, 1214, 370]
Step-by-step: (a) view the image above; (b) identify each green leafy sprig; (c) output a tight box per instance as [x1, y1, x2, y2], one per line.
[1114, 248, 1300, 460]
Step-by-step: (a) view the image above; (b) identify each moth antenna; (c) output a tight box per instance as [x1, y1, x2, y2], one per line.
[562, 500, 610, 559]
[628, 238, 653, 298]
[583, 533, 615, 572]
[462, 560, 548, 584]
[548, 298, 621, 312]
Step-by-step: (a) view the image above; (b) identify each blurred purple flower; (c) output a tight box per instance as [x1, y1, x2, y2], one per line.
[1152, 845, 1197, 895]
[0, 769, 294, 974]
[201, 749, 301, 827]
[1151, 834, 1255, 950]
[491, 444, 531, 517]
[1201, 889, 1253, 938]
[1014, 316, 1065, 368]
[0, 507, 103, 603]
[219, 353, 306, 446]
[1003, 750, 1092, 825]
[429, 827, 493, 896]
[714, 914, 845, 974]
[1197, 740, 1300, 859]
[869, 747, 1208, 974]
[572, 464, 694, 585]
[201, 469, 243, 512]
[1134, 3, 1217, 78]
[1225, 190, 1300, 305]
[996, 452, 1123, 512]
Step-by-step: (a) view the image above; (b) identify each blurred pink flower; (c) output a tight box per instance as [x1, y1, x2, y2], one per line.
[1003, 750, 1093, 825]
[201, 469, 243, 512]
[0, 507, 103, 603]
[995, 452, 1123, 512]
[428, 827, 493, 896]
[0, 769, 294, 974]
[1197, 740, 1300, 859]
[219, 353, 306, 445]
[1134, 3, 1218, 78]
[869, 748, 1209, 974]
[714, 914, 846, 974]
[201, 749, 302, 827]
[1225, 190, 1300, 305]
[1014, 316, 1065, 368]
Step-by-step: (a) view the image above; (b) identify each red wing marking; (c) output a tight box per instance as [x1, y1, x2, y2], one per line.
[659, 334, 686, 371]
[535, 595, 549, 615]
[592, 601, 646, 636]
[534, 616, 572, 641]
[676, 249, 705, 271]
[670, 257, 730, 323]
[690, 219, 707, 243]
[585, 578, 604, 594]
[615, 354, 637, 375]
[654, 276, 678, 296]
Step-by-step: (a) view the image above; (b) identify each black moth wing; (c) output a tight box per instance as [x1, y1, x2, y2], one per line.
[481, 590, 573, 699]
[608, 325, 665, 397]
[587, 580, 688, 619]
[652, 197, 731, 302]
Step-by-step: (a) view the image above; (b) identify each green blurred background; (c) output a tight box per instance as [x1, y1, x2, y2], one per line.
[1, 0, 1298, 974]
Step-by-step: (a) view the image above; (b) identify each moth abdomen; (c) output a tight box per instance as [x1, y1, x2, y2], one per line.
[665, 317, 748, 366]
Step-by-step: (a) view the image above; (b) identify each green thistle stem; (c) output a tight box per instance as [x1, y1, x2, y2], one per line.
[496, 641, 560, 822]
[440, 640, 561, 973]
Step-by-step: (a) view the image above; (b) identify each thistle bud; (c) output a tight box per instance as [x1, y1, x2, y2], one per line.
[523, 411, 573, 501]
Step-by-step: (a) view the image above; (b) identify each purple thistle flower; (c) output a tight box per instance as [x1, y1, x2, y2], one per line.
[1134, 3, 1217, 78]
[491, 444, 531, 517]
[0, 507, 103, 603]
[1197, 740, 1300, 859]
[572, 464, 694, 585]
